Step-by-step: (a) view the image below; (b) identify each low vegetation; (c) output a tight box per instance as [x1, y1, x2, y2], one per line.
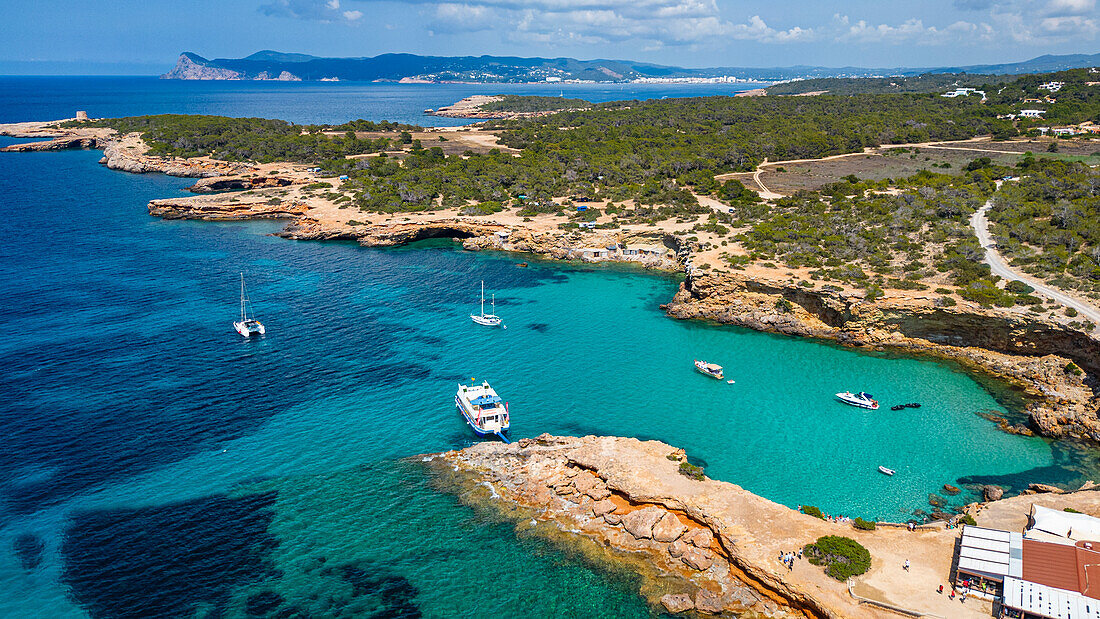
[804, 535, 872, 580]
[852, 517, 876, 531]
[478, 95, 592, 113]
[678, 461, 705, 480]
[64, 115, 416, 163]
[987, 159, 1100, 295]
[800, 505, 825, 519]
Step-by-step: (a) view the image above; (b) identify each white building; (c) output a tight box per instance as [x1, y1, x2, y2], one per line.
[1039, 81, 1065, 92]
[1019, 109, 1046, 119]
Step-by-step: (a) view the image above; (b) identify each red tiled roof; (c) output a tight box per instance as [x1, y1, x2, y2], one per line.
[1021, 539, 1100, 600]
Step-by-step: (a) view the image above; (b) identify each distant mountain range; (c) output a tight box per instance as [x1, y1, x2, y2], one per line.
[162, 50, 1100, 83]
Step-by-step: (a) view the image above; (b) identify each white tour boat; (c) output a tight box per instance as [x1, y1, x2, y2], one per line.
[233, 273, 266, 337]
[694, 360, 724, 380]
[836, 391, 879, 410]
[455, 381, 510, 439]
[470, 281, 503, 327]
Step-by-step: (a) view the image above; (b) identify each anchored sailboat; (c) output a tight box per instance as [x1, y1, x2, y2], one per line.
[233, 273, 265, 337]
[470, 281, 503, 327]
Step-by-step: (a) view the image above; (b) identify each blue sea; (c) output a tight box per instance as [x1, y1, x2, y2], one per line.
[1, 78, 1096, 617]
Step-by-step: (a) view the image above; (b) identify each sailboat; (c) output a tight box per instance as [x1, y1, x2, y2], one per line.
[470, 281, 503, 327]
[233, 273, 266, 337]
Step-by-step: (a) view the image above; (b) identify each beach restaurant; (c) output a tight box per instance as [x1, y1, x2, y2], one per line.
[956, 506, 1100, 619]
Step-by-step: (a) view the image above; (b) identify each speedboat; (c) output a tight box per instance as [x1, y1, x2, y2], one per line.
[455, 380, 510, 439]
[878, 466, 895, 476]
[836, 391, 879, 410]
[233, 273, 266, 337]
[694, 360, 724, 380]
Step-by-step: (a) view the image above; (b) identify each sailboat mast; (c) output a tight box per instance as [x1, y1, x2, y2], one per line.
[480, 280, 485, 317]
[491, 294, 495, 316]
[240, 273, 246, 321]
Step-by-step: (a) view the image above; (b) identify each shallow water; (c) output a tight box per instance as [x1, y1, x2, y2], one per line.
[0, 84, 1096, 617]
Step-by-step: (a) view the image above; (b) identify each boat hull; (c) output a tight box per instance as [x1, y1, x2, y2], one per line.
[694, 360, 724, 380]
[470, 315, 502, 327]
[835, 393, 879, 409]
[455, 396, 509, 435]
[234, 320, 265, 337]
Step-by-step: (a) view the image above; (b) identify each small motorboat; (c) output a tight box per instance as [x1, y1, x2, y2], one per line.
[695, 360, 724, 380]
[891, 404, 906, 411]
[878, 466, 895, 476]
[516, 262, 528, 268]
[836, 391, 879, 410]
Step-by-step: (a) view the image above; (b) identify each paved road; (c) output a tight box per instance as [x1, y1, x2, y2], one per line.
[971, 188, 1100, 325]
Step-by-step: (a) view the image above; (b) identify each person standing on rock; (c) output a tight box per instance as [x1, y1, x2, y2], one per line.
[904, 559, 910, 571]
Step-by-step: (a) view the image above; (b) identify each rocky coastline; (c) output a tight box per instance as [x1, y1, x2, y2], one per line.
[665, 272, 1100, 442]
[427, 434, 1100, 617]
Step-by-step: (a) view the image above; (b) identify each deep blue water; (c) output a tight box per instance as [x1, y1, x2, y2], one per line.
[1, 80, 1097, 618]
[0, 76, 763, 126]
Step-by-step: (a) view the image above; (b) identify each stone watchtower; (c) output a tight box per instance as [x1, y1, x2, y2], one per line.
[75, 111, 88, 120]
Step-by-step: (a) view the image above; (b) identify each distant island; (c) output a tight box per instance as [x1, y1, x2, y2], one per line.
[162, 50, 1100, 84]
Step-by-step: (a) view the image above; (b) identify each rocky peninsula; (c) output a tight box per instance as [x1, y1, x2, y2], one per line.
[428, 434, 1100, 617]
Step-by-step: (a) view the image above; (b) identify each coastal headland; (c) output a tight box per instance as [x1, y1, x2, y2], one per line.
[427, 433, 1100, 617]
[5, 98, 1100, 616]
[3, 114, 1097, 445]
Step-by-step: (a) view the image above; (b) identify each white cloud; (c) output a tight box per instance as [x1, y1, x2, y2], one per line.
[260, 0, 1097, 49]
[259, 0, 365, 22]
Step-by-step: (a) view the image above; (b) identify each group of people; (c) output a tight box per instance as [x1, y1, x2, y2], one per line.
[936, 583, 969, 602]
[778, 549, 802, 571]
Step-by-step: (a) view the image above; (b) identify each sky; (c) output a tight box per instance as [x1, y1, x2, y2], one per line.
[0, 0, 1098, 73]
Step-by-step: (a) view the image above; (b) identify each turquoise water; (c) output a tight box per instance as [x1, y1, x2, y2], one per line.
[0, 83, 1095, 617]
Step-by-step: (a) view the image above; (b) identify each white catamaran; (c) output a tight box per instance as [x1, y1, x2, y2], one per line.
[455, 380, 510, 439]
[470, 281, 503, 327]
[233, 273, 266, 337]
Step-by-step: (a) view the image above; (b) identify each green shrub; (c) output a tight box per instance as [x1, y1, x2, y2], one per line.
[864, 284, 884, 301]
[853, 517, 876, 531]
[460, 201, 505, 216]
[775, 298, 794, 313]
[1065, 507, 1083, 514]
[961, 514, 977, 526]
[1066, 362, 1084, 376]
[804, 536, 872, 580]
[1066, 307, 1079, 317]
[678, 462, 705, 481]
[801, 505, 824, 519]
[1005, 280, 1034, 294]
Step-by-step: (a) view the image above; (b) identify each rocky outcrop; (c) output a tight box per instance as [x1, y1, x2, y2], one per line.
[0, 137, 99, 152]
[161, 53, 243, 80]
[186, 176, 298, 192]
[660, 593, 694, 613]
[148, 196, 307, 220]
[667, 271, 1100, 442]
[984, 485, 1005, 502]
[429, 434, 983, 619]
[100, 139, 246, 178]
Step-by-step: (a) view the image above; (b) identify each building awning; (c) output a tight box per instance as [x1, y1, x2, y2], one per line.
[1004, 577, 1100, 619]
[957, 525, 1023, 580]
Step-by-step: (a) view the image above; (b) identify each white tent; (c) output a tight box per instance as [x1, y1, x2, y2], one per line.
[1030, 505, 1100, 541]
